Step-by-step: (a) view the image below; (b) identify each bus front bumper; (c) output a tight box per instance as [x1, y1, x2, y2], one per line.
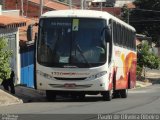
[36, 75, 111, 92]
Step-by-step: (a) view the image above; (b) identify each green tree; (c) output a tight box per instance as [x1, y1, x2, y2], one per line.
[134, 0, 160, 10]
[0, 37, 12, 83]
[121, 4, 130, 23]
[137, 41, 160, 78]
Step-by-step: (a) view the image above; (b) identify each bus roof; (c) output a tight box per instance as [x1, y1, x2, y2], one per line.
[41, 10, 135, 31]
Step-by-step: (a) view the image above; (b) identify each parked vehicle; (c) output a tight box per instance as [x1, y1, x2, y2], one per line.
[28, 10, 137, 101]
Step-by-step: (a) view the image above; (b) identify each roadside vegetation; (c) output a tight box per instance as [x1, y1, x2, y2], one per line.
[0, 37, 12, 83]
[137, 42, 160, 80]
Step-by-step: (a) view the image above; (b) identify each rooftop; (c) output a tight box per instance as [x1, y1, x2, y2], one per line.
[0, 15, 27, 28]
[28, 0, 72, 10]
[126, 2, 135, 9]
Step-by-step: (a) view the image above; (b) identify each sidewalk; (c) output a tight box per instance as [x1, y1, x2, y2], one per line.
[145, 69, 160, 79]
[136, 81, 152, 88]
[135, 69, 160, 88]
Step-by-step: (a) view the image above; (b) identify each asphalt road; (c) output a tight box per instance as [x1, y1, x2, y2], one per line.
[0, 84, 160, 120]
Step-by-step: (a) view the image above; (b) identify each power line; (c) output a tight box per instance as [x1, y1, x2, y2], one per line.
[130, 19, 160, 22]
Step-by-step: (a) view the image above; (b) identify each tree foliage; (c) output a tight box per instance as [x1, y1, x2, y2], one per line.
[121, 4, 129, 23]
[134, 0, 160, 10]
[124, 0, 160, 44]
[138, 42, 160, 69]
[0, 37, 12, 82]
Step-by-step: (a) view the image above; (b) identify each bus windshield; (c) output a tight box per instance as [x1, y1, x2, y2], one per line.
[37, 18, 107, 68]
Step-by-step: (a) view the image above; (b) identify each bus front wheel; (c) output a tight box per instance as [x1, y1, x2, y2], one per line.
[46, 90, 56, 101]
[102, 90, 112, 101]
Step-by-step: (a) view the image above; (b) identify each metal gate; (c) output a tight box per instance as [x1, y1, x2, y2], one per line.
[20, 45, 34, 88]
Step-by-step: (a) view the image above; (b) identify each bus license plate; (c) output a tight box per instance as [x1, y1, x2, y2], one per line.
[64, 83, 76, 89]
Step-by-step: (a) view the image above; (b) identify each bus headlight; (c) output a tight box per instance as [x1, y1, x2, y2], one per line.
[87, 71, 107, 80]
[37, 70, 53, 79]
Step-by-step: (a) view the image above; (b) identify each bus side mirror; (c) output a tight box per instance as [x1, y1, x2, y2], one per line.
[27, 25, 33, 41]
[101, 27, 111, 43]
[34, 33, 38, 41]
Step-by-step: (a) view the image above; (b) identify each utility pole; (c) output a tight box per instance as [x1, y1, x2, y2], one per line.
[81, 0, 86, 10]
[21, 0, 24, 16]
[84, 0, 86, 9]
[81, 0, 86, 9]
[81, 0, 84, 9]
[100, 2, 103, 11]
[68, 0, 72, 9]
[16, 0, 18, 10]
[40, 0, 43, 17]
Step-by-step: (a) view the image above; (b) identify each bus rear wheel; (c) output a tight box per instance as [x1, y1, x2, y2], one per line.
[46, 90, 56, 101]
[102, 90, 112, 101]
[119, 89, 128, 98]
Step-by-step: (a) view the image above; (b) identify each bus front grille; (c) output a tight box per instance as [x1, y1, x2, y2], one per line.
[49, 84, 92, 89]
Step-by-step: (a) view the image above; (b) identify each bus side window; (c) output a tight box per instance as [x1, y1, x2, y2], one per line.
[108, 20, 112, 64]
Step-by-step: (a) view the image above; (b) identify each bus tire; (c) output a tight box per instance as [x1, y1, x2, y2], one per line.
[119, 89, 128, 98]
[113, 90, 120, 98]
[102, 91, 112, 101]
[112, 72, 117, 98]
[46, 90, 56, 101]
[128, 73, 131, 89]
[113, 72, 116, 90]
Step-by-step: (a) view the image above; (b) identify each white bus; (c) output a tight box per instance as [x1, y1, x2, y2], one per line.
[31, 10, 137, 101]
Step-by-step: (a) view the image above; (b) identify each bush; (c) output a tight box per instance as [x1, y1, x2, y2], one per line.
[137, 41, 160, 79]
[136, 65, 142, 77]
[0, 37, 12, 83]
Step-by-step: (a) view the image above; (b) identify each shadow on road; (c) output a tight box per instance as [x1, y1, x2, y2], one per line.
[147, 78, 160, 84]
[47, 96, 103, 103]
[13, 86, 123, 103]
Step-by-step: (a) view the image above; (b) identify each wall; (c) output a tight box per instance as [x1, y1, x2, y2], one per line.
[115, 0, 135, 7]
[2, 10, 20, 17]
[152, 47, 160, 57]
[4, 0, 52, 18]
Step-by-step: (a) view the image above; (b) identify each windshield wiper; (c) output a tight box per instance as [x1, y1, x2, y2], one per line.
[73, 39, 92, 67]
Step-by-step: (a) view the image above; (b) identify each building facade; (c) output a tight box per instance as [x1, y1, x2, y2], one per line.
[115, 0, 135, 7]
[0, 6, 27, 84]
